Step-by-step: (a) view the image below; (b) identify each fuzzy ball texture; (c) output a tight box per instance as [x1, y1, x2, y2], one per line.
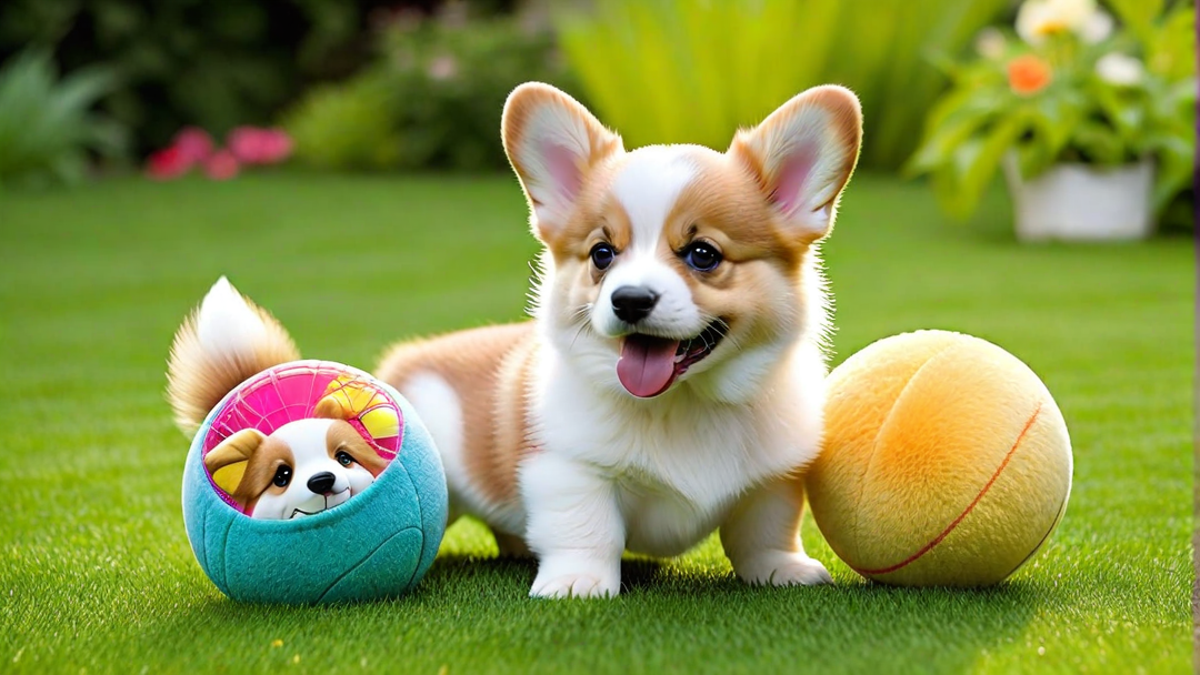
[182, 368, 448, 604]
[808, 330, 1072, 587]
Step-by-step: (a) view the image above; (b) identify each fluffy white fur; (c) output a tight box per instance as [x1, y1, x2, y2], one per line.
[196, 276, 270, 358]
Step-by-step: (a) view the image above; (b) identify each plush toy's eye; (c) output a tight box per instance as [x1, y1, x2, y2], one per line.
[683, 241, 722, 272]
[336, 450, 355, 467]
[590, 243, 616, 271]
[272, 465, 292, 488]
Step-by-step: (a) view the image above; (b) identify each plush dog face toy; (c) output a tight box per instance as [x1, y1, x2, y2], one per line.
[204, 397, 390, 519]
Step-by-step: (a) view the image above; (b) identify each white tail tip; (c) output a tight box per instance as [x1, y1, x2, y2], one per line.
[196, 276, 268, 358]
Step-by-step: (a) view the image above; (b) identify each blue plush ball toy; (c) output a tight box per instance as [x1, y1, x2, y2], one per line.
[181, 361, 448, 604]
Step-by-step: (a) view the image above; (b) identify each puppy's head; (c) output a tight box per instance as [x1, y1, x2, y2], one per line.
[502, 83, 861, 402]
[204, 404, 389, 519]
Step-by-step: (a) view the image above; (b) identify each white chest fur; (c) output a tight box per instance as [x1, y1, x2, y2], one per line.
[530, 346, 824, 557]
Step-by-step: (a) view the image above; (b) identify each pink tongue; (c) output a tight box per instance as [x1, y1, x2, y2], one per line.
[617, 335, 680, 398]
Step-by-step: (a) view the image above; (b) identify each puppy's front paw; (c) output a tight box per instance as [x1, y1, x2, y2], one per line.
[734, 551, 833, 587]
[530, 556, 620, 599]
[531, 573, 618, 599]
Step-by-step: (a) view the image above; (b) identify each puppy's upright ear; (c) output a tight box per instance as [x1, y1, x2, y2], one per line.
[204, 428, 266, 499]
[730, 85, 862, 242]
[502, 82, 623, 242]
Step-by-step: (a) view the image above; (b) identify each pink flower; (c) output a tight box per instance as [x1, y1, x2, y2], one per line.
[145, 146, 191, 180]
[204, 149, 240, 180]
[227, 127, 293, 165]
[427, 54, 459, 81]
[171, 126, 214, 164]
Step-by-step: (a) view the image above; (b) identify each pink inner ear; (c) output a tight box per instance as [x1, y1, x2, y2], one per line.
[543, 141, 584, 202]
[771, 143, 818, 215]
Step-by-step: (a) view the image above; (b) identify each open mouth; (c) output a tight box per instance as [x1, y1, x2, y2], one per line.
[617, 321, 727, 398]
[288, 488, 350, 519]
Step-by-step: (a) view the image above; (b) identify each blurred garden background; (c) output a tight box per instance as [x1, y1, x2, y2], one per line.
[0, 0, 1194, 233]
[0, 1, 1194, 674]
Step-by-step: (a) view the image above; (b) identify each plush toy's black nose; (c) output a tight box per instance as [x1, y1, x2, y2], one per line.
[307, 472, 336, 495]
[611, 286, 659, 324]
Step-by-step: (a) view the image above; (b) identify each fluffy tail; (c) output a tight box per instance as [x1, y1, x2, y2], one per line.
[166, 277, 301, 435]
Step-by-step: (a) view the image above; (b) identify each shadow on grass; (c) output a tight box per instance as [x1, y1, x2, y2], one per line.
[134, 550, 1050, 673]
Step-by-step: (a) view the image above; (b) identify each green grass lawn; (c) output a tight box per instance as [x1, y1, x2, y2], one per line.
[0, 172, 1192, 674]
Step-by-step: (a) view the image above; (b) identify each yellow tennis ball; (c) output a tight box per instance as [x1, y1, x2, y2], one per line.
[808, 330, 1072, 587]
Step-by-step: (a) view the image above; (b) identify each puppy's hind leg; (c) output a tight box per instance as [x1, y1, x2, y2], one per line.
[720, 476, 832, 586]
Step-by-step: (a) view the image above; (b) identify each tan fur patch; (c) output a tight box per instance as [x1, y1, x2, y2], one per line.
[376, 323, 538, 506]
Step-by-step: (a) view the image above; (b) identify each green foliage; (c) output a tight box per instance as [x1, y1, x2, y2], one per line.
[281, 74, 403, 171]
[283, 12, 577, 171]
[0, 0, 382, 155]
[0, 49, 127, 188]
[553, 0, 1009, 169]
[906, 2, 1196, 223]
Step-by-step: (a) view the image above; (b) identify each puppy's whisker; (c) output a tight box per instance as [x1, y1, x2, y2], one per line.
[567, 303, 592, 352]
[569, 321, 589, 352]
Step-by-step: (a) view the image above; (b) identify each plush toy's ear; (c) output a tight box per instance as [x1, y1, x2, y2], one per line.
[354, 446, 390, 477]
[204, 428, 266, 497]
[729, 85, 862, 242]
[502, 82, 623, 242]
[313, 395, 349, 421]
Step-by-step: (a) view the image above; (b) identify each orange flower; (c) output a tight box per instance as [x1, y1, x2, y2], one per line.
[1007, 55, 1053, 95]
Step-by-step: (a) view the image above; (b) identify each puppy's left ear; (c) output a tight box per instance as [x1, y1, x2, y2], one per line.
[730, 85, 862, 242]
[502, 82, 623, 243]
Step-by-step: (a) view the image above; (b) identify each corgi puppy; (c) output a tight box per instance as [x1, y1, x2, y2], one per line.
[168, 278, 389, 519]
[377, 82, 862, 597]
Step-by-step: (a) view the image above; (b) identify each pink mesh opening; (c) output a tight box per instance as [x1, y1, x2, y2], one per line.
[201, 360, 403, 510]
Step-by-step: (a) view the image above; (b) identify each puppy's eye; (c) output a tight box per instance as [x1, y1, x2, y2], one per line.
[590, 243, 616, 271]
[683, 242, 722, 272]
[272, 465, 292, 488]
[336, 450, 355, 467]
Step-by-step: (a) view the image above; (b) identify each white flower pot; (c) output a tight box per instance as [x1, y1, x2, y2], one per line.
[1002, 155, 1155, 242]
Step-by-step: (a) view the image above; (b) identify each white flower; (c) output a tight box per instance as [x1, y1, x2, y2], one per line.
[1079, 10, 1114, 44]
[1096, 53, 1145, 86]
[1016, 1, 1056, 46]
[1015, 0, 1102, 45]
[974, 27, 1007, 59]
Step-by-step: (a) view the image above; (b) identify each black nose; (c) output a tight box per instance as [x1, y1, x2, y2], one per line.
[611, 286, 659, 324]
[307, 472, 336, 495]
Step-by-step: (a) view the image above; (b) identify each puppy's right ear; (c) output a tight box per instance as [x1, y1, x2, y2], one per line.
[729, 85, 862, 243]
[502, 82, 623, 242]
[203, 428, 266, 499]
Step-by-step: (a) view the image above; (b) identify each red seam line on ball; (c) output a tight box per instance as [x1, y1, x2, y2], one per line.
[851, 402, 1044, 577]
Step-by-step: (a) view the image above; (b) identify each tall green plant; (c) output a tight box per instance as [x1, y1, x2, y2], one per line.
[555, 0, 1009, 169]
[0, 50, 127, 188]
